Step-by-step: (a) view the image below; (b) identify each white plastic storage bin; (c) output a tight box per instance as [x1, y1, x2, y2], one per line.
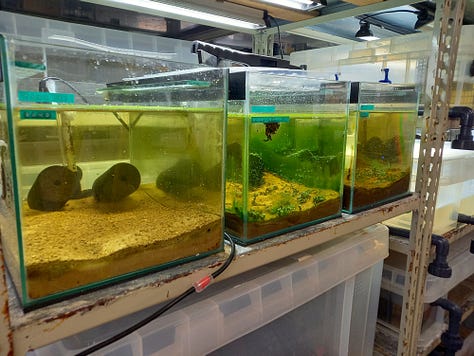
[460, 179, 474, 216]
[31, 224, 389, 356]
[382, 232, 474, 303]
[378, 232, 474, 349]
[385, 140, 474, 234]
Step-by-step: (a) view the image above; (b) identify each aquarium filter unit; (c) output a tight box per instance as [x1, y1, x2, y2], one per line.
[0, 34, 227, 308]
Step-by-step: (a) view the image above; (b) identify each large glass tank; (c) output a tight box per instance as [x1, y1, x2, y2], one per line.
[0, 34, 227, 308]
[343, 82, 418, 213]
[225, 69, 349, 244]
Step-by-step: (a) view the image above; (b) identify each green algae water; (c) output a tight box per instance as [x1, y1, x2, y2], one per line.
[225, 111, 347, 243]
[0, 33, 228, 309]
[6, 105, 225, 306]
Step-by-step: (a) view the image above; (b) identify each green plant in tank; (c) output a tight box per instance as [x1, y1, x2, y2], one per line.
[249, 152, 264, 189]
[271, 203, 296, 217]
[271, 194, 296, 217]
[230, 199, 243, 217]
[383, 136, 402, 163]
[226, 142, 243, 183]
[313, 195, 325, 205]
[288, 149, 318, 162]
[361, 137, 385, 160]
[248, 209, 266, 221]
[297, 190, 312, 204]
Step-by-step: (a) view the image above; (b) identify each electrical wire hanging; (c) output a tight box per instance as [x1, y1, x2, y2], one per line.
[75, 232, 236, 356]
[39, 76, 90, 104]
[263, 10, 284, 60]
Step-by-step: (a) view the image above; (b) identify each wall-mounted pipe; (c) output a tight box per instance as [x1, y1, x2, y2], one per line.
[457, 214, 474, 254]
[431, 298, 464, 356]
[448, 106, 474, 150]
[387, 226, 452, 278]
[458, 213, 474, 225]
[428, 235, 452, 278]
[418, 106, 474, 149]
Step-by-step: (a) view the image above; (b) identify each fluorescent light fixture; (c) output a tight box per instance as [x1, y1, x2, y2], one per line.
[357, 35, 380, 42]
[259, 0, 325, 11]
[81, 0, 265, 32]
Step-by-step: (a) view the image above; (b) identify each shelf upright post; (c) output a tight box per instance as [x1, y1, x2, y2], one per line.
[398, 0, 466, 354]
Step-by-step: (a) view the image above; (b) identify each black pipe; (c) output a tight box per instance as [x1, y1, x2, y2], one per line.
[428, 235, 452, 278]
[448, 106, 474, 150]
[431, 298, 464, 356]
[457, 214, 474, 254]
[458, 213, 474, 225]
[417, 106, 474, 149]
[387, 226, 452, 278]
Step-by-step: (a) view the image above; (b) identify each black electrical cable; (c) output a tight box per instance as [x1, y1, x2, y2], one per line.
[75, 233, 236, 356]
[263, 10, 284, 60]
[270, 17, 284, 60]
[39, 76, 89, 104]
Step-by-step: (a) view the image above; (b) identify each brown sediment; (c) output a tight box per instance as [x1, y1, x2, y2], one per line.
[226, 197, 340, 240]
[343, 173, 410, 212]
[20, 184, 222, 299]
[225, 172, 341, 242]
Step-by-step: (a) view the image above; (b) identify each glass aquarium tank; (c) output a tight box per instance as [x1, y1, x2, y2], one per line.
[0, 34, 227, 308]
[225, 69, 349, 244]
[343, 82, 418, 213]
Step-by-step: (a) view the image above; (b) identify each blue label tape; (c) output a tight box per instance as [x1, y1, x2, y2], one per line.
[251, 116, 289, 123]
[18, 91, 75, 104]
[251, 105, 276, 113]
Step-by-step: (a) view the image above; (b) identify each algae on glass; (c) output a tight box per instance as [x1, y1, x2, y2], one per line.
[225, 70, 349, 244]
[343, 82, 418, 213]
[0, 34, 226, 309]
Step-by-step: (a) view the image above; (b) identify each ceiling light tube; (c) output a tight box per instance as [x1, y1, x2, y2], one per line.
[81, 0, 265, 32]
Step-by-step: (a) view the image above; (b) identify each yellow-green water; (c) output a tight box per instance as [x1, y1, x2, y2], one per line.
[344, 110, 417, 212]
[2, 105, 225, 305]
[225, 112, 347, 242]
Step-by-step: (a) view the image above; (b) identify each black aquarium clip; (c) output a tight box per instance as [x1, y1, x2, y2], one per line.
[191, 40, 303, 69]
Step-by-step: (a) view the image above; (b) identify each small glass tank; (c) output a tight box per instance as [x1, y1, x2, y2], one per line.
[343, 82, 418, 213]
[225, 69, 349, 244]
[0, 34, 227, 308]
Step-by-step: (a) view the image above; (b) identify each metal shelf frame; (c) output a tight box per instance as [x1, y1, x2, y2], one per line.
[400, 0, 466, 354]
[0, 0, 468, 355]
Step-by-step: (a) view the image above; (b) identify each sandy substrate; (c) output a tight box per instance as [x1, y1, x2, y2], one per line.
[343, 173, 410, 212]
[17, 184, 222, 299]
[225, 172, 341, 242]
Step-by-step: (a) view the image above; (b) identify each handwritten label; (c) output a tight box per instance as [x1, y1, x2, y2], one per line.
[20, 110, 57, 120]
